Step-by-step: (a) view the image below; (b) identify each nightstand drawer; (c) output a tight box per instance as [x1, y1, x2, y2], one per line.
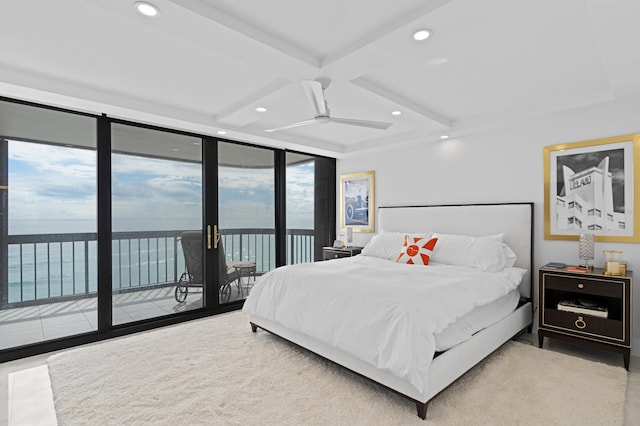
[322, 247, 362, 260]
[324, 249, 351, 259]
[543, 274, 623, 299]
[543, 308, 624, 341]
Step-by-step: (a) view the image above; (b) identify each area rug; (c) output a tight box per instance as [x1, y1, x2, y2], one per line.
[47, 311, 627, 425]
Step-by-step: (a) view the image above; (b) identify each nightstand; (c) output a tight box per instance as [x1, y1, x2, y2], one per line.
[322, 246, 362, 260]
[538, 267, 632, 369]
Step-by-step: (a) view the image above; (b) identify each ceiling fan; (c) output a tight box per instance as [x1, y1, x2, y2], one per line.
[265, 79, 393, 133]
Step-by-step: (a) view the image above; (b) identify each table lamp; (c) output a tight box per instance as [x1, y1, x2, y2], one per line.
[578, 233, 595, 270]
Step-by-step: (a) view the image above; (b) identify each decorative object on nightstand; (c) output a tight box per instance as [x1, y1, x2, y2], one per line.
[603, 250, 626, 276]
[345, 227, 354, 248]
[578, 233, 595, 270]
[538, 266, 632, 370]
[322, 246, 362, 260]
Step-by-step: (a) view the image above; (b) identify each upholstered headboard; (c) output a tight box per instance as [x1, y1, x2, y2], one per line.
[378, 203, 534, 299]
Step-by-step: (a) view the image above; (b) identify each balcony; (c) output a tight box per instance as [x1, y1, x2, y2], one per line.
[0, 228, 314, 350]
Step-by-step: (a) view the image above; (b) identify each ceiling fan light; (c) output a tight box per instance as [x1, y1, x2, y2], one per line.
[413, 29, 431, 41]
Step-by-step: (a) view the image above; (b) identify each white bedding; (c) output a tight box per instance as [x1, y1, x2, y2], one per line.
[434, 290, 519, 351]
[243, 255, 524, 394]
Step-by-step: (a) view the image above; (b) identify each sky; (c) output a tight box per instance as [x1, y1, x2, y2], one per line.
[8, 140, 314, 235]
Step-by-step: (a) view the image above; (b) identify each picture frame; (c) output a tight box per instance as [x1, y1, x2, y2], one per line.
[340, 170, 375, 233]
[544, 133, 640, 242]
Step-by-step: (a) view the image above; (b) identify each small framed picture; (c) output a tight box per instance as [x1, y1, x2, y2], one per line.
[340, 170, 375, 233]
[332, 239, 344, 248]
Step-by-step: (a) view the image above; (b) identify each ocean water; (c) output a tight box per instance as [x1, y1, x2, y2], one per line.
[7, 239, 176, 303]
[7, 228, 308, 304]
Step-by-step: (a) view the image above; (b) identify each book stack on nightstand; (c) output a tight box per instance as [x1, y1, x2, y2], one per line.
[557, 299, 608, 318]
[538, 263, 632, 369]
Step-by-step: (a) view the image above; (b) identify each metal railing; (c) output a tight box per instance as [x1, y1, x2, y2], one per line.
[3, 228, 314, 307]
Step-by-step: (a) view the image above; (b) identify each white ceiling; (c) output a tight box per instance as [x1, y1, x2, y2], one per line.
[1, 0, 639, 158]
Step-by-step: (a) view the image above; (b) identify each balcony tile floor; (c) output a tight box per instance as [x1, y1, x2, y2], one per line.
[0, 287, 217, 350]
[1, 281, 250, 351]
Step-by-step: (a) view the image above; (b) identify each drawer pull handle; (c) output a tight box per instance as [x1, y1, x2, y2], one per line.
[577, 283, 584, 289]
[575, 316, 587, 329]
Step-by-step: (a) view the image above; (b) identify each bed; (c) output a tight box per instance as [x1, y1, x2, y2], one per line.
[243, 203, 533, 420]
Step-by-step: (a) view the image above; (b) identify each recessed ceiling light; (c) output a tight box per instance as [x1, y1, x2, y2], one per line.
[440, 135, 450, 140]
[134, 2, 160, 17]
[217, 130, 227, 135]
[428, 57, 448, 66]
[413, 29, 431, 41]
[255, 107, 267, 112]
[171, 148, 179, 152]
[391, 110, 402, 116]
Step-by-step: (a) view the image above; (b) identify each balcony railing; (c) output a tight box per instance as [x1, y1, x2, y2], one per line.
[2, 228, 314, 308]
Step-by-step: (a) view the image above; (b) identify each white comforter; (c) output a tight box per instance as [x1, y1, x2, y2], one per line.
[243, 255, 523, 394]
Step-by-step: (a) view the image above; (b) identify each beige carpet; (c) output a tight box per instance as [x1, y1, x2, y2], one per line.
[47, 311, 627, 425]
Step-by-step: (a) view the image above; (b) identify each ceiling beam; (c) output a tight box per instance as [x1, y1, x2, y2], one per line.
[321, 0, 453, 70]
[169, 0, 321, 68]
[214, 78, 293, 126]
[351, 77, 452, 127]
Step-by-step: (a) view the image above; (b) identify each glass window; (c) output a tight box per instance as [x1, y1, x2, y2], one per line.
[286, 153, 315, 264]
[111, 123, 203, 324]
[218, 142, 274, 303]
[0, 100, 97, 349]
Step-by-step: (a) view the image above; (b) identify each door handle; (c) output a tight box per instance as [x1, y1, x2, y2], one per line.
[214, 225, 221, 249]
[207, 225, 222, 249]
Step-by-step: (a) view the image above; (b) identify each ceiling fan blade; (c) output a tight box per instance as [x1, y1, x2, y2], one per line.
[328, 117, 393, 130]
[264, 118, 317, 133]
[301, 80, 328, 117]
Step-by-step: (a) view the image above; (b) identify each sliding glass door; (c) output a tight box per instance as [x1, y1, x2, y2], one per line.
[217, 142, 275, 303]
[0, 95, 336, 361]
[111, 123, 204, 325]
[0, 100, 98, 350]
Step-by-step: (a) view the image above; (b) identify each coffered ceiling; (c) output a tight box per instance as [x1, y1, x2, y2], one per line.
[1, 0, 639, 157]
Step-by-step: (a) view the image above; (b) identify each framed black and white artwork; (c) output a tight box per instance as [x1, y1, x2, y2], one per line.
[544, 133, 640, 242]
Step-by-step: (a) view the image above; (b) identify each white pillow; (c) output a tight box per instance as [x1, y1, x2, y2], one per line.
[503, 267, 527, 286]
[430, 232, 513, 272]
[361, 231, 432, 261]
[502, 243, 518, 268]
[480, 234, 518, 267]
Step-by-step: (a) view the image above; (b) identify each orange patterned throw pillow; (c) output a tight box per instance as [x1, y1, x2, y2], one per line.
[396, 235, 438, 265]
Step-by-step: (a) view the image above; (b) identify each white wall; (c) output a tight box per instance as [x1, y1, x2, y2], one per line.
[337, 98, 640, 356]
